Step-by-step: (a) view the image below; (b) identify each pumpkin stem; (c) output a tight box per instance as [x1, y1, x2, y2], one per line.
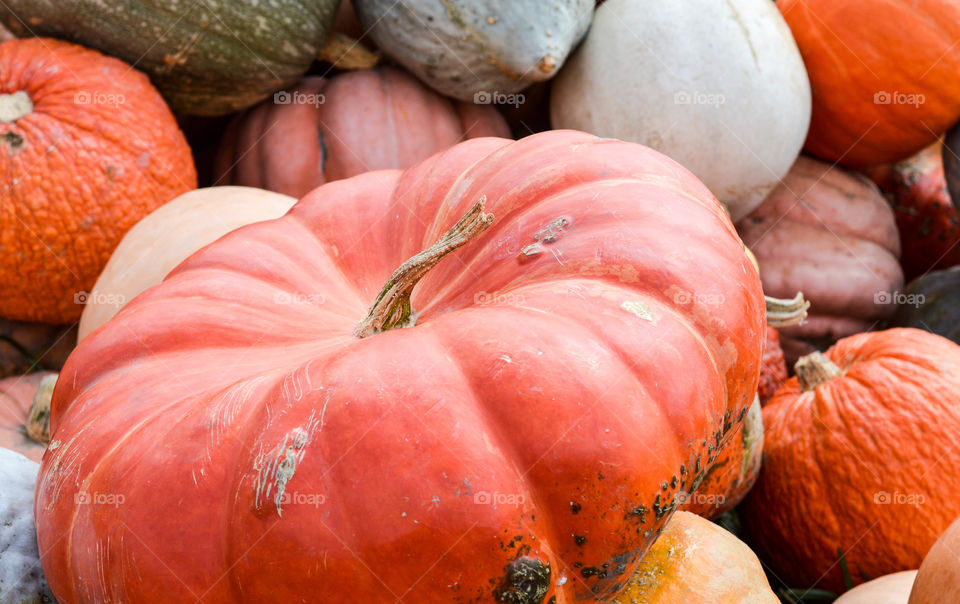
[765, 292, 810, 327]
[795, 352, 843, 391]
[355, 197, 494, 338]
[0, 91, 33, 123]
[25, 373, 57, 445]
[317, 32, 381, 70]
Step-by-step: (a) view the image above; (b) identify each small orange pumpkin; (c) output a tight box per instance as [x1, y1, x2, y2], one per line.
[0, 38, 196, 323]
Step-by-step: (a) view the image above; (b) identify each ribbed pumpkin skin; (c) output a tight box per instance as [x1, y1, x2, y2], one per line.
[215, 67, 511, 199]
[778, 0, 960, 167]
[0, 0, 338, 115]
[742, 329, 960, 592]
[36, 131, 764, 603]
[0, 38, 196, 324]
[738, 156, 903, 344]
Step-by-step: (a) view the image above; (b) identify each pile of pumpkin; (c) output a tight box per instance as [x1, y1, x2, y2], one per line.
[1, 0, 960, 602]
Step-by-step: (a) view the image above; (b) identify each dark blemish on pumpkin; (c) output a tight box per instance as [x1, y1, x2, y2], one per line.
[627, 504, 647, 523]
[2, 131, 24, 152]
[738, 407, 748, 422]
[661, 481, 668, 491]
[597, 472, 605, 481]
[573, 562, 583, 569]
[695, 458, 702, 473]
[317, 127, 328, 169]
[494, 557, 550, 604]
[614, 562, 628, 576]
[670, 476, 678, 489]
[652, 493, 674, 520]
[580, 566, 599, 578]
[570, 502, 581, 515]
[573, 534, 586, 546]
[680, 464, 687, 476]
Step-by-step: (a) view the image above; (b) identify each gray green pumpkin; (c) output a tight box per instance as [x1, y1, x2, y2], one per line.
[890, 267, 960, 344]
[353, 0, 592, 102]
[0, 0, 340, 115]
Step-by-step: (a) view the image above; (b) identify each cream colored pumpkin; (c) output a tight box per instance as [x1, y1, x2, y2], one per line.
[613, 511, 778, 603]
[550, 0, 811, 221]
[835, 571, 917, 604]
[78, 187, 297, 340]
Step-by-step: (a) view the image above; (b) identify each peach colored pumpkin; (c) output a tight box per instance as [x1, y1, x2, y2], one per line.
[78, 187, 297, 340]
[612, 511, 778, 603]
[215, 67, 510, 198]
[835, 571, 917, 604]
[738, 156, 903, 348]
[909, 515, 960, 603]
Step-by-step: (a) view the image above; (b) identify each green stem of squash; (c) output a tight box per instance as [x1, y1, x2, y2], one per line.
[795, 352, 843, 392]
[765, 292, 810, 327]
[355, 197, 494, 338]
[25, 373, 57, 445]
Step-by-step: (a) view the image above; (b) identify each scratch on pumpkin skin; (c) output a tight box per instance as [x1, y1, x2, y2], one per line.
[252, 391, 330, 516]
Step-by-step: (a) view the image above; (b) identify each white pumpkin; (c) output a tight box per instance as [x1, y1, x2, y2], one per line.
[0, 447, 53, 603]
[78, 186, 297, 341]
[834, 570, 917, 604]
[550, 0, 811, 221]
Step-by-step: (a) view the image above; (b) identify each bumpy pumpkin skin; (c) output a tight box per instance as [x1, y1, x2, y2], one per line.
[0, 38, 196, 324]
[0, 372, 56, 463]
[215, 67, 511, 199]
[742, 328, 960, 592]
[354, 0, 592, 101]
[78, 187, 297, 341]
[738, 156, 903, 344]
[0, 448, 54, 603]
[36, 131, 764, 602]
[758, 328, 787, 405]
[611, 511, 778, 603]
[910, 514, 960, 603]
[866, 143, 960, 280]
[778, 0, 960, 167]
[888, 267, 960, 345]
[1, 0, 338, 115]
[550, 0, 811, 221]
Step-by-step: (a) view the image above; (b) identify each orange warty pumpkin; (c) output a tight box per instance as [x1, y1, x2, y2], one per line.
[0, 38, 196, 323]
[778, 0, 960, 167]
[215, 66, 510, 198]
[742, 328, 960, 592]
[36, 131, 765, 602]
